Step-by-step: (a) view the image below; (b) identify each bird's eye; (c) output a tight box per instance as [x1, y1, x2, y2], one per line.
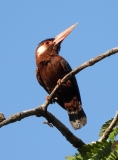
[45, 41, 49, 45]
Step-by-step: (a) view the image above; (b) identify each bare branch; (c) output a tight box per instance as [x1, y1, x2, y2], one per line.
[0, 106, 85, 148]
[0, 47, 118, 148]
[99, 111, 118, 142]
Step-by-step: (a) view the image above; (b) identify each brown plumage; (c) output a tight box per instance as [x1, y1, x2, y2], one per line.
[35, 23, 87, 130]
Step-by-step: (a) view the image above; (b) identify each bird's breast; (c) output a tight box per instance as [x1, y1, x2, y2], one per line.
[37, 55, 65, 93]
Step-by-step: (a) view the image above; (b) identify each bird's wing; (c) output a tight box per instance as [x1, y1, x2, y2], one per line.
[59, 58, 76, 86]
[36, 68, 49, 93]
[59, 56, 82, 104]
[60, 58, 72, 73]
[60, 59, 72, 72]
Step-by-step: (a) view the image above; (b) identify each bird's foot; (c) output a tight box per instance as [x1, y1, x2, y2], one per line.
[64, 80, 71, 87]
[57, 79, 71, 87]
[46, 96, 55, 104]
[57, 79, 62, 86]
[43, 120, 53, 128]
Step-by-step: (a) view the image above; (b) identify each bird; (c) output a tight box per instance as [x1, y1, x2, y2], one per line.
[35, 23, 87, 130]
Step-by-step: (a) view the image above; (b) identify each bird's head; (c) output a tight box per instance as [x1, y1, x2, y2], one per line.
[35, 23, 78, 57]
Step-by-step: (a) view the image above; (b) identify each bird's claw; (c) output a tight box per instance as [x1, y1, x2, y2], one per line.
[65, 80, 71, 87]
[46, 96, 55, 104]
[57, 79, 71, 87]
[57, 79, 62, 86]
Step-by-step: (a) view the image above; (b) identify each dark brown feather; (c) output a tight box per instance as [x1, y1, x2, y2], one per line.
[36, 44, 87, 130]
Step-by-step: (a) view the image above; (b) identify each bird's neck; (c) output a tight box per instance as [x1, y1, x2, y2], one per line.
[36, 47, 58, 67]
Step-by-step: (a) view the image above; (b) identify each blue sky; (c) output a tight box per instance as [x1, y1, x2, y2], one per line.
[0, 1, 118, 160]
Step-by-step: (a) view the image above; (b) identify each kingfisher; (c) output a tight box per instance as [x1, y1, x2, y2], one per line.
[35, 23, 87, 130]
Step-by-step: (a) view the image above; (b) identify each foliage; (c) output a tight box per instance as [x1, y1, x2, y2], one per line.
[66, 116, 118, 160]
[99, 118, 118, 137]
[109, 127, 118, 143]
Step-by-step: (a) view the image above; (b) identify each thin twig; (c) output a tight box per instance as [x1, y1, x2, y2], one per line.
[99, 111, 118, 142]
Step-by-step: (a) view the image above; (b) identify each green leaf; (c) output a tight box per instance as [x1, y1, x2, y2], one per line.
[65, 156, 77, 160]
[109, 127, 118, 142]
[92, 141, 112, 160]
[99, 118, 118, 137]
[111, 140, 118, 151]
[74, 140, 112, 160]
[106, 149, 118, 160]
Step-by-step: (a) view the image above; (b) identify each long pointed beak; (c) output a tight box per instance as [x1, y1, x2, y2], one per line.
[53, 22, 78, 45]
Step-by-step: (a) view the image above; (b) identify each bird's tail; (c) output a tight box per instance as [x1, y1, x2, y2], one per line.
[68, 106, 87, 130]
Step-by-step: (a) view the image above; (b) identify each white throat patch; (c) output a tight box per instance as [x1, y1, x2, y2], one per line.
[37, 45, 47, 56]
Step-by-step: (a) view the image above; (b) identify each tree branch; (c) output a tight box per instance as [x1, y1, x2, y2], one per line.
[0, 106, 85, 148]
[98, 111, 118, 142]
[0, 47, 118, 148]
